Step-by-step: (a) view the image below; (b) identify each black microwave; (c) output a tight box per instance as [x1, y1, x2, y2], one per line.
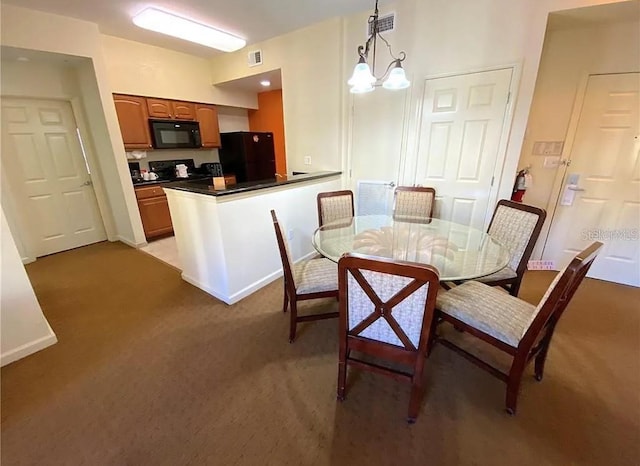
[149, 119, 202, 149]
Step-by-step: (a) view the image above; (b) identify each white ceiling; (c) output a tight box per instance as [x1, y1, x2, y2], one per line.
[2, 0, 382, 57]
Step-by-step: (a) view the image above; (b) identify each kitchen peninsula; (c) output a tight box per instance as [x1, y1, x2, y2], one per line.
[164, 171, 342, 304]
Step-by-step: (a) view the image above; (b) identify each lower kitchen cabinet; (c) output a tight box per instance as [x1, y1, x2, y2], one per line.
[135, 185, 173, 239]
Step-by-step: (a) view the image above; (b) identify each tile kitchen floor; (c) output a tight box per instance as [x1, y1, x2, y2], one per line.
[139, 236, 181, 270]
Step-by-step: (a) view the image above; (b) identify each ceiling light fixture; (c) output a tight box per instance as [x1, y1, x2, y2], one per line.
[260, 80, 271, 87]
[132, 7, 246, 52]
[347, 0, 410, 94]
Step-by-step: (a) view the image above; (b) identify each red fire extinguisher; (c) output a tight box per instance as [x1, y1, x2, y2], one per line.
[511, 168, 529, 202]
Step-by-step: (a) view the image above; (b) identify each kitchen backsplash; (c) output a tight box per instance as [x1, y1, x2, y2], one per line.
[126, 148, 220, 172]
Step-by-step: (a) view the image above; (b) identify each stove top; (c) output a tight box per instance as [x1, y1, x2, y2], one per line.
[132, 173, 208, 185]
[148, 158, 197, 179]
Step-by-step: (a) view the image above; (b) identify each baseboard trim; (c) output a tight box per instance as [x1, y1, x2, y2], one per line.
[182, 272, 283, 305]
[1, 332, 57, 367]
[180, 250, 318, 305]
[116, 235, 147, 248]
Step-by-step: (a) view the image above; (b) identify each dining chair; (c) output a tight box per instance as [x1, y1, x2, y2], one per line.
[337, 253, 440, 423]
[477, 199, 546, 296]
[271, 210, 339, 342]
[317, 190, 355, 227]
[433, 242, 603, 415]
[393, 186, 436, 222]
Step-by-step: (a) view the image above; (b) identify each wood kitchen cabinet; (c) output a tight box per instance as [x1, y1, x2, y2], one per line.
[113, 94, 153, 150]
[147, 98, 196, 120]
[195, 104, 221, 148]
[135, 185, 173, 239]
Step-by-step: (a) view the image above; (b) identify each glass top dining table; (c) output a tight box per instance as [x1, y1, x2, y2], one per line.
[312, 215, 510, 282]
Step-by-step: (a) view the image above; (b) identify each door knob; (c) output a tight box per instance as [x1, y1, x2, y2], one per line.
[81, 180, 93, 187]
[567, 186, 585, 192]
[386, 181, 396, 188]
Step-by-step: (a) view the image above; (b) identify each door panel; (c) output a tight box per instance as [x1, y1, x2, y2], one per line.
[1, 98, 106, 257]
[543, 73, 639, 286]
[415, 68, 512, 229]
[349, 90, 407, 188]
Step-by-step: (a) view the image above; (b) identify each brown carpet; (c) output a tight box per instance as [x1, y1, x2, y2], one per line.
[2, 241, 639, 465]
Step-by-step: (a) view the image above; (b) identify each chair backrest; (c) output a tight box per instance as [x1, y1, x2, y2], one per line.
[393, 186, 436, 222]
[270, 210, 296, 289]
[487, 200, 546, 274]
[520, 242, 603, 348]
[338, 253, 440, 351]
[317, 190, 355, 227]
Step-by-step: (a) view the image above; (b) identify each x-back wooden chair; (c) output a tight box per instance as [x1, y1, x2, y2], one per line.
[434, 242, 603, 414]
[337, 253, 440, 423]
[271, 210, 339, 342]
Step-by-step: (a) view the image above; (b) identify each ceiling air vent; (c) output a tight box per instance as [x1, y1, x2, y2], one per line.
[368, 12, 395, 35]
[248, 50, 262, 67]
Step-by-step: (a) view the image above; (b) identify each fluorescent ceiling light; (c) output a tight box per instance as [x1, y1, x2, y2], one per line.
[132, 8, 246, 52]
[260, 80, 271, 87]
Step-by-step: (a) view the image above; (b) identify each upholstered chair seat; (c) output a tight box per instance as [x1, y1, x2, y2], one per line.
[476, 266, 518, 284]
[294, 258, 338, 294]
[437, 281, 540, 347]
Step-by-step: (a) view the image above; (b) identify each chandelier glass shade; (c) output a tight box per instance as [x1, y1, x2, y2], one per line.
[348, 0, 410, 94]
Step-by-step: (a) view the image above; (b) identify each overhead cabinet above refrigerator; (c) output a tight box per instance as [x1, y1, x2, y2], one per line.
[218, 131, 276, 183]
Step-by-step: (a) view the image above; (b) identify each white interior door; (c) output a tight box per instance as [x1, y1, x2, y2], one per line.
[1, 98, 106, 258]
[348, 89, 407, 211]
[543, 73, 640, 287]
[414, 68, 513, 229]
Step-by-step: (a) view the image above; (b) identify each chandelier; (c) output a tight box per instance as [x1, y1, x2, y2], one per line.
[347, 0, 410, 94]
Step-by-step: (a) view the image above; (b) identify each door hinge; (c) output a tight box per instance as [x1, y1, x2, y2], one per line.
[491, 176, 495, 187]
[506, 92, 511, 104]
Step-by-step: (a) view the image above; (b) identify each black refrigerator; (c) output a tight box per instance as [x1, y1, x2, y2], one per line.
[219, 131, 276, 183]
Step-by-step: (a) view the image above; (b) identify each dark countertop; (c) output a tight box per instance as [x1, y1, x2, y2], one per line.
[162, 171, 342, 197]
[132, 174, 209, 187]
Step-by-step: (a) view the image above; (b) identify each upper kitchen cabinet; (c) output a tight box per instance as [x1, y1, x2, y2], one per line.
[113, 94, 153, 150]
[147, 98, 196, 120]
[195, 104, 221, 148]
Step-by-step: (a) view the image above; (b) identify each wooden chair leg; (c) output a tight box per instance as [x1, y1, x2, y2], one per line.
[509, 279, 522, 297]
[289, 300, 298, 343]
[534, 332, 555, 381]
[534, 348, 549, 382]
[407, 371, 425, 424]
[282, 286, 289, 313]
[337, 350, 347, 401]
[427, 315, 439, 356]
[505, 356, 527, 415]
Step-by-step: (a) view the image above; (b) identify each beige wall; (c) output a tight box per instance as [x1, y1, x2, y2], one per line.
[517, 18, 640, 258]
[518, 20, 640, 210]
[1, 59, 119, 258]
[1, 4, 146, 247]
[208, 0, 630, 201]
[100, 35, 257, 109]
[209, 18, 345, 174]
[1, 208, 57, 366]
